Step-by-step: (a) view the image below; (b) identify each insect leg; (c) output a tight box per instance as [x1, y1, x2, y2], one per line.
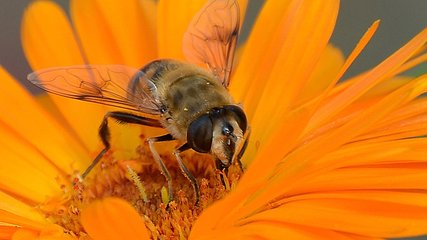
[81, 111, 161, 179]
[215, 128, 251, 187]
[235, 127, 251, 172]
[172, 143, 200, 205]
[215, 158, 229, 187]
[147, 134, 175, 202]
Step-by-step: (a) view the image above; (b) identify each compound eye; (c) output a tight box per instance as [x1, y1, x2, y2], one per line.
[187, 114, 213, 153]
[224, 105, 247, 133]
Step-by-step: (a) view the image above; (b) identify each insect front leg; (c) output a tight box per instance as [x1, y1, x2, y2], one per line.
[235, 127, 251, 172]
[81, 111, 162, 179]
[172, 143, 200, 205]
[216, 127, 250, 187]
[216, 158, 229, 187]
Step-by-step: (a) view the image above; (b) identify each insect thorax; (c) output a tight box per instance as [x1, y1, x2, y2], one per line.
[143, 60, 234, 140]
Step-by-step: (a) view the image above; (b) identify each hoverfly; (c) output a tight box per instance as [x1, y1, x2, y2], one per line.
[28, 0, 249, 204]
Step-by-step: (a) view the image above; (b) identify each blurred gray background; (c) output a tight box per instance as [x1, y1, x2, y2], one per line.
[1, 0, 426, 93]
[0, 1, 426, 239]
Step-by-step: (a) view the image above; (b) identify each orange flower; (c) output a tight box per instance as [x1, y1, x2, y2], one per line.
[1, 0, 427, 239]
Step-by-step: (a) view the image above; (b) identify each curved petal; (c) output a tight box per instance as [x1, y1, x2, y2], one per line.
[157, 0, 247, 60]
[247, 196, 427, 238]
[191, 221, 372, 240]
[21, 1, 85, 69]
[21, 1, 107, 153]
[0, 131, 63, 203]
[71, 0, 157, 67]
[307, 27, 427, 133]
[192, 22, 427, 240]
[296, 44, 345, 105]
[0, 191, 47, 228]
[244, 74, 427, 212]
[157, 0, 208, 59]
[242, 29, 427, 185]
[0, 68, 89, 175]
[11, 224, 75, 240]
[192, 137, 427, 238]
[232, 0, 339, 165]
[81, 197, 150, 240]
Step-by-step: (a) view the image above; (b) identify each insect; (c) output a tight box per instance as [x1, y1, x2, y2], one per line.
[27, 0, 249, 204]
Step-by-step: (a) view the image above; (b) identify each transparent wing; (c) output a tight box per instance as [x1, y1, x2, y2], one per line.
[183, 0, 240, 88]
[27, 65, 161, 114]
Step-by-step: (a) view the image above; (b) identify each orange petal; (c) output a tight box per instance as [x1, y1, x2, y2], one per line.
[194, 38, 427, 239]
[235, 0, 339, 165]
[0, 191, 47, 228]
[21, 1, 84, 69]
[297, 166, 427, 194]
[358, 113, 427, 143]
[0, 129, 63, 203]
[234, 223, 378, 240]
[306, 139, 427, 176]
[157, 0, 207, 59]
[71, 0, 157, 67]
[21, 0, 107, 153]
[326, 20, 380, 93]
[302, 72, 425, 170]
[240, 101, 319, 178]
[308, 27, 427, 132]
[358, 76, 411, 101]
[191, 190, 389, 239]
[302, 76, 427, 144]
[10, 228, 38, 240]
[39, 224, 77, 240]
[296, 44, 345, 105]
[0, 67, 89, 175]
[246, 197, 427, 238]
[236, 136, 427, 230]
[237, 22, 398, 211]
[157, 0, 247, 60]
[195, 163, 427, 239]
[81, 197, 150, 240]
[245, 74, 427, 210]
[0, 209, 46, 234]
[230, 0, 292, 102]
[394, 52, 427, 76]
[44, 96, 106, 156]
[233, 0, 339, 111]
[191, 219, 371, 240]
[11, 224, 75, 240]
[296, 20, 380, 138]
[35, 94, 68, 123]
[0, 225, 18, 239]
[193, 8, 427, 240]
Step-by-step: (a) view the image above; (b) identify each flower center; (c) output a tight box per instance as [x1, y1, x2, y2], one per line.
[41, 142, 242, 239]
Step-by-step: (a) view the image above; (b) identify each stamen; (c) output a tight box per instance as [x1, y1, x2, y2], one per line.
[42, 143, 243, 239]
[127, 165, 149, 203]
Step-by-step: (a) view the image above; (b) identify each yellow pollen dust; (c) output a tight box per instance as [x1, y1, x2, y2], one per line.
[41, 140, 242, 239]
